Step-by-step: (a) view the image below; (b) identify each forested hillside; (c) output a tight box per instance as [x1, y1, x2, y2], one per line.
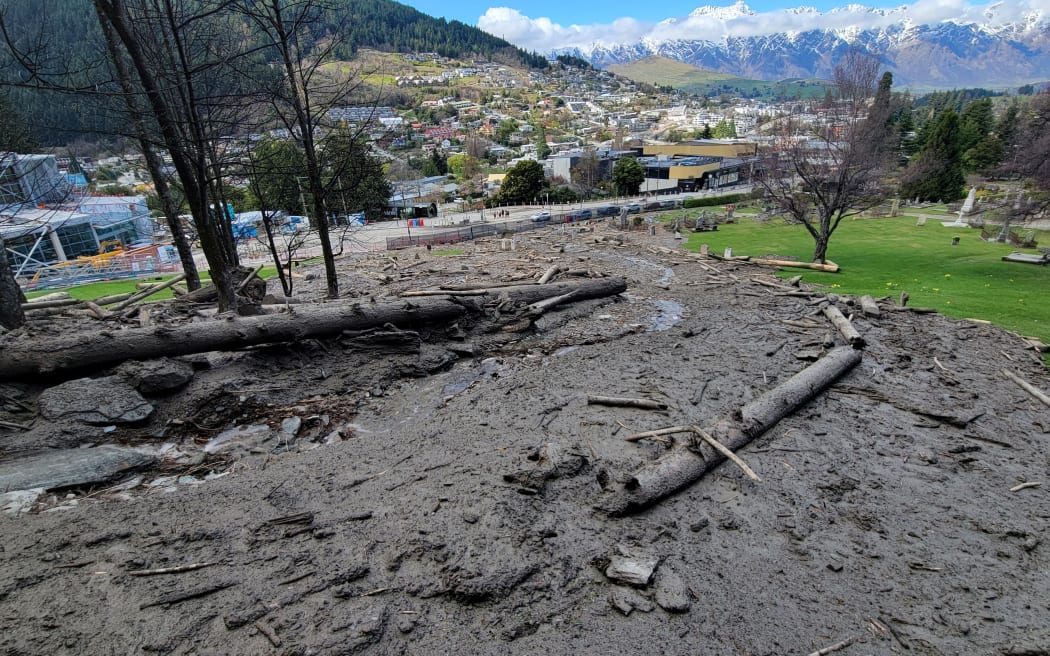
[0, 0, 546, 145]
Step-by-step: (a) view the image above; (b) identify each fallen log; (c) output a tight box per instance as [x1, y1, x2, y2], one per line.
[537, 265, 561, 285]
[21, 298, 83, 311]
[111, 273, 187, 312]
[751, 258, 840, 273]
[821, 303, 865, 348]
[0, 298, 464, 380]
[1002, 369, 1050, 407]
[602, 346, 862, 515]
[859, 295, 881, 317]
[0, 278, 627, 380]
[407, 278, 627, 308]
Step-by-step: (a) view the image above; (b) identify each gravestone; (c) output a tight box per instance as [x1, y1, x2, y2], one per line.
[960, 187, 977, 214]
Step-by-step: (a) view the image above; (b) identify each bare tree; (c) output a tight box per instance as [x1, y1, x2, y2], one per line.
[233, 0, 377, 299]
[757, 52, 896, 263]
[95, 13, 201, 290]
[91, 0, 245, 310]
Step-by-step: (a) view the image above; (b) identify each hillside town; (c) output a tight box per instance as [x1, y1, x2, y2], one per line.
[0, 53, 869, 286]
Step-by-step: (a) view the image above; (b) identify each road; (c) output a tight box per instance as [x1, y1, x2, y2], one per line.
[220, 185, 755, 267]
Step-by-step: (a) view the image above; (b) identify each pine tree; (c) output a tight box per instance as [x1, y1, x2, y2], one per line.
[901, 109, 966, 202]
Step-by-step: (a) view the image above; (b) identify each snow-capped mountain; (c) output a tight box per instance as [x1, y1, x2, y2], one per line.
[553, 3, 1050, 89]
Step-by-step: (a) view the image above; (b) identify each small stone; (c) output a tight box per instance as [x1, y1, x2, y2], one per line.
[281, 417, 303, 436]
[605, 555, 658, 587]
[653, 566, 691, 613]
[609, 587, 654, 615]
[689, 518, 710, 532]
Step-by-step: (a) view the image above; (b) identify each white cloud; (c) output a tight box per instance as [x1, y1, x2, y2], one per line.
[476, 1, 1046, 53]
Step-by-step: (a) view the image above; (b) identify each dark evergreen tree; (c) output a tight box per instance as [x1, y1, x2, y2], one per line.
[495, 160, 545, 205]
[900, 109, 966, 202]
[612, 157, 644, 196]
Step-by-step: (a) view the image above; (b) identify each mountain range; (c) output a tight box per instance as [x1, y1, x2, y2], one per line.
[551, 3, 1050, 90]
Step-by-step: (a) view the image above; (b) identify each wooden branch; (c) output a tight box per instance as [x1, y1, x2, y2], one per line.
[821, 304, 865, 348]
[1009, 481, 1042, 493]
[537, 265, 561, 284]
[526, 290, 578, 316]
[624, 425, 694, 442]
[254, 620, 281, 647]
[83, 302, 113, 320]
[400, 289, 489, 297]
[1002, 369, 1050, 407]
[138, 581, 236, 610]
[21, 298, 83, 311]
[587, 395, 668, 410]
[0, 419, 32, 431]
[111, 273, 187, 312]
[750, 277, 796, 292]
[808, 636, 855, 656]
[691, 426, 760, 481]
[128, 562, 216, 577]
[92, 292, 134, 306]
[751, 258, 840, 273]
[603, 346, 862, 515]
[234, 264, 265, 294]
[859, 295, 880, 317]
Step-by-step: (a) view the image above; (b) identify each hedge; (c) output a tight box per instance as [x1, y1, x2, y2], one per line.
[683, 192, 757, 209]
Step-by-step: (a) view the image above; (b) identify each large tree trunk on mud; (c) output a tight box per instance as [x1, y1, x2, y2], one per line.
[0, 277, 627, 380]
[0, 238, 26, 330]
[602, 346, 863, 515]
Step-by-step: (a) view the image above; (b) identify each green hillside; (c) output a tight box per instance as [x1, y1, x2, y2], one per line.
[0, 0, 547, 145]
[608, 56, 832, 100]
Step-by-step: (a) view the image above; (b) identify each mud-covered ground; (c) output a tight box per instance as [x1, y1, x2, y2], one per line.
[1, 224, 1048, 656]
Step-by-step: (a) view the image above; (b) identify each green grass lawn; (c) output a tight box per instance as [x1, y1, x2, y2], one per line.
[685, 214, 1050, 346]
[25, 267, 278, 302]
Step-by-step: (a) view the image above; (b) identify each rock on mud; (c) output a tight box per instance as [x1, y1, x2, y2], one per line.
[117, 357, 195, 394]
[0, 446, 155, 493]
[39, 376, 154, 425]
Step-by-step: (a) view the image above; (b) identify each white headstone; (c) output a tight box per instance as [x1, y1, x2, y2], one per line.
[961, 187, 977, 214]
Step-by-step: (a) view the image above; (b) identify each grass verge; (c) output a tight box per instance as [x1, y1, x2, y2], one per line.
[684, 214, 1050, 348]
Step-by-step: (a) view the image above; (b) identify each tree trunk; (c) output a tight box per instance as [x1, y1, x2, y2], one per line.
[0, 297, 463, 379]
[0, 238, 26, 330]
[145, 147, 200, 290]
[97, 10, 200, 290]
[811, 233, 830, 265]
[0, 277, 627, 380]
[602, 346, 863, 515]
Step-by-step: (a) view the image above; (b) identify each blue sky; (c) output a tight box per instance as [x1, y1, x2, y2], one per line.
[401, 0, 898, 27]
[396, 0, 1044, 53]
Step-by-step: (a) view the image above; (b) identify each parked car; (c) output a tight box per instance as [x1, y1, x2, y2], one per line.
[530, 211, 551, 222]
[564, 209, 593, 222]
[625, 203, 642, 214]
[596, 205, 619, 217]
